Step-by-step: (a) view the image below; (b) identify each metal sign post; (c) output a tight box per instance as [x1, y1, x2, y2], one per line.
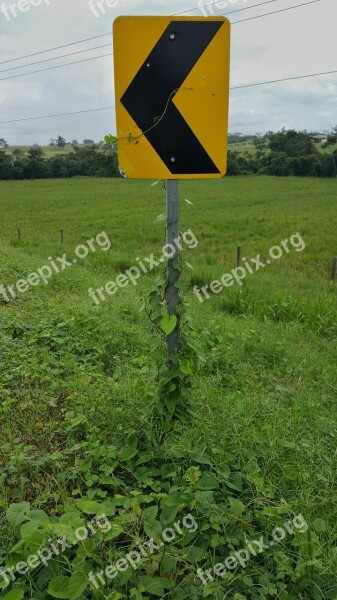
[113, 15, 230, 359]
[166, 179, 179, 358]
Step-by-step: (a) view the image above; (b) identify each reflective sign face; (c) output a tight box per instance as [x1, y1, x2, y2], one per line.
[113, 16, 230, 179]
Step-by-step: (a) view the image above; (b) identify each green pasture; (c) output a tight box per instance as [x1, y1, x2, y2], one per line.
[0, 175, 337, 598]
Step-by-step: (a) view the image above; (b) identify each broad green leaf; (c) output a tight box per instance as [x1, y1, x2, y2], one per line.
[69, 574, 88, 600]
[194, 490, 214, 506]
[120, 444, 138, 461]
[140, 576, 172, 596]
[144, 520, 162, 540]
[160, 314, 177, 336]
[104, 524, 124, 541]
[260, 507, 285, 517]
[228, 497, 245, 517]
[179, 359, 193, 375]
[185, 545, 206, 562]
[23, 531, 45, 557]
[160, 505, 180, 526]
[143, 505, 158, 521]
[104, 134, 116, 145]
[160, 556, 177, 574]
[226, 473, 243, 492]
[77, 500, 104, 515]
[165, 491, 191, 506]
[197, 473, 219, 490]
[185, 466, 201, 484]
[190, 451, 212, 466]
[6, 503, 30, 528]
[160, 463, 177, 479]
[69, 415, 87, 427]
[313, 518, 327, 533]
[3, 590, 24, 600]
[20, 520, 40, 538]
[48, 576, 71, 599]
[217, 463, 230, 480]
[27, 509, 49, 523]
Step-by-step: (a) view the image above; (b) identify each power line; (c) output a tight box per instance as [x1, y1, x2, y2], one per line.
[229, 0, 321, 22]
[1, 67, 336, 125]
[0, 53, 112, 81]
[0, 0, 322, 69]
[0, 0, 324, 82]
[175, 0, 279, 17]
[231, 68, 337, 89]
[0, 32, 112, 66]
[0, 106, 116, 124]
[0, 44, 112, 74]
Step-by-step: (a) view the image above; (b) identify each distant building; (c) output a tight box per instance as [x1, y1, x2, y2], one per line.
[309, 134, 327, 143]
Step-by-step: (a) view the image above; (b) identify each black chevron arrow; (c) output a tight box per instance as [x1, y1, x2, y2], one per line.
[121, 20, 224, 174]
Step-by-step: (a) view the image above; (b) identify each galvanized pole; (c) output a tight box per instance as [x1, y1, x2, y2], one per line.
[166, 179, 179, 359]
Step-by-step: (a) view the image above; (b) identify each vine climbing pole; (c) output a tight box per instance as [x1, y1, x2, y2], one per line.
[166, 179, 180, 360]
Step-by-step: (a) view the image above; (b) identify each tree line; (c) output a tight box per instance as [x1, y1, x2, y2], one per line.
[0, 146, 119, 180]
[0, 129, 336, 180]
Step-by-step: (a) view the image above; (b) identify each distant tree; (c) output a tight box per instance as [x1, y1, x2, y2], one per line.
[83, 139, 95, 145]
[56, 135, 66, 148]
[0, 138, 8, 148]
[268, 130, 316, 157]
[50, 138, 56, 147]
[12, 148, 23, 157]
[253, 137, 268, 150]
[28, 146, 44, 159]
[71, 139, 79, 146]
[0, 150, 13, 178]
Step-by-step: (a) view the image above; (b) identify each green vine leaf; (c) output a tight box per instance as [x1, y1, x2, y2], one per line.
[104, 134, 116, 146]
[179, 359, 193, 375]
[160, 314, 177, 335]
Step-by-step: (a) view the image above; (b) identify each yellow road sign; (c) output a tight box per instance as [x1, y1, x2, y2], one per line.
[113, 16, 230, 179]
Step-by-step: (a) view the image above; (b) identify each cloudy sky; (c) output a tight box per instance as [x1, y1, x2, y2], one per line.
[0, 0, 336, 145]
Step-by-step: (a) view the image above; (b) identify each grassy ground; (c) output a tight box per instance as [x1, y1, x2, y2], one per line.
[0, 176, 337, 598]
[6, 145, 87, 156]
[228, 140, 337, 155]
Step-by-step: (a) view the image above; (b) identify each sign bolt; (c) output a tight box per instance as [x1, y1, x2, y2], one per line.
[169, 33, 176, 40]
[170, 156, 176, 163]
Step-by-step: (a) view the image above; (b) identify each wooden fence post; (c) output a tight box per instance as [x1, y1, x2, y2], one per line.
[332, 256, 337, 281]
[236, 245, 241, 267]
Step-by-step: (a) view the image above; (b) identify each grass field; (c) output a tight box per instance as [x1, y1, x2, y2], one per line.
[228, 140, 337, 155]
[0, 175, 337, 599]
[6, 145, 88, 157]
